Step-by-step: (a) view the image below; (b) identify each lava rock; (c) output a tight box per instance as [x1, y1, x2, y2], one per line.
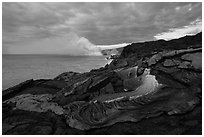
[2, 32, 202, 135]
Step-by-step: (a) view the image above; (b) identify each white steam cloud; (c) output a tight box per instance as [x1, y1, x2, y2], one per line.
[76, 37, 102, 56]
[5, 33, 102, 56]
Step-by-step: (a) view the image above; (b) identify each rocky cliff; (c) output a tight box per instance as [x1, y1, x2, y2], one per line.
[2, 32, 202, 135]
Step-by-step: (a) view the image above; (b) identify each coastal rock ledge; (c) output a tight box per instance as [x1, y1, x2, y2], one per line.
[2, 32, 202, 135]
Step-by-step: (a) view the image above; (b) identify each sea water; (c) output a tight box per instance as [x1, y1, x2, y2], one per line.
[2, 55, 109, 90]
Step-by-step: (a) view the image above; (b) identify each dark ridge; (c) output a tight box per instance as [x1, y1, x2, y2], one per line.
[120, 32, 202, 59]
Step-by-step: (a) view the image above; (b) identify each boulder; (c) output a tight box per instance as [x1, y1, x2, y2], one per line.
[163, 59, 179, 67]
[54, 71, 80, 81]
[4, 94, 64, 115]
[116, 66, 138, 80]
[181, 53, 202, 70]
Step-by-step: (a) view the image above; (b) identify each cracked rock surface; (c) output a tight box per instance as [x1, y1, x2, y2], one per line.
[2, 32, 202, 134]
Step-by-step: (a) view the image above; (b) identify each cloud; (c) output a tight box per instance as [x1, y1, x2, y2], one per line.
[2, 2, 202, 55]
[154, 19, 202, 40]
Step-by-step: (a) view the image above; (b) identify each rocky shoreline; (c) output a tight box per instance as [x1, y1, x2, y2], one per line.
[2, 32, 202, 134]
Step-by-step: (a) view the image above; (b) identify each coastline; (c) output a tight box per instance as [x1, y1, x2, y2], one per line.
[2, 32, 202, 134]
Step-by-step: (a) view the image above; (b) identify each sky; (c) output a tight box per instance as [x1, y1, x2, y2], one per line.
[2, 2, 202, 55]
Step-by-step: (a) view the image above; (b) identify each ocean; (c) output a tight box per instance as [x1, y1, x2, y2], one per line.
[2, 55, 109, 90]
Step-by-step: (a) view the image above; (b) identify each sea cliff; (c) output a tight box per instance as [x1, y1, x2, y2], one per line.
[2, 32, 202, 135]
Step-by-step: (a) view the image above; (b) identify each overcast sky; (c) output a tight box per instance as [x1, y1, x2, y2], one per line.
[2, 2, 202, 55]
